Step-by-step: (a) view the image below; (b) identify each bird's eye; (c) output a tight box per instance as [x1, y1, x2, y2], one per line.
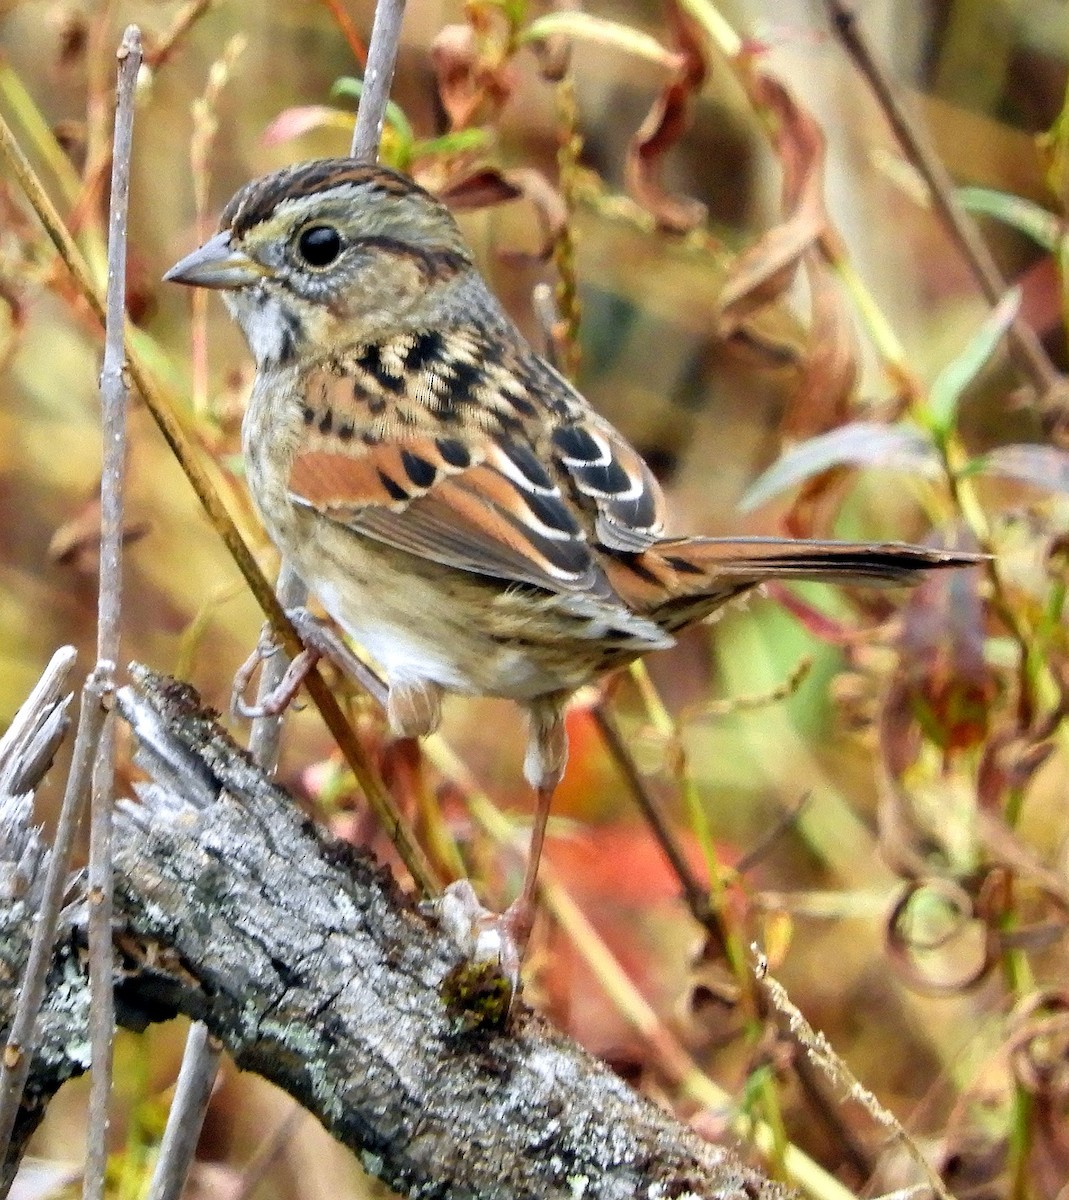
[297, 224, 342, 267]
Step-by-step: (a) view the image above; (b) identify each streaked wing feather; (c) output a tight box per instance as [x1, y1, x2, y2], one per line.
[551, 420, 665, 552]
[288, 421, 610, 595]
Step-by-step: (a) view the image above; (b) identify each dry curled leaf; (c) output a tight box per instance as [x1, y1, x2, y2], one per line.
[623, 0, 706, 233]
[885, 877, 994, 995]
[718, 70, 855, 437]
[431, 23, 513, 131]
[439, 166, 567, 261]
[497, 167, 568, 263]
[438, 167, 523, 211]
[782, 253, 858, 442]
[875, 545, 994, 882]
[892, 549, 994, 758]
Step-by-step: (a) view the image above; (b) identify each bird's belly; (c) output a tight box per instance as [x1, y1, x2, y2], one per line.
[294, 536, 574, 702]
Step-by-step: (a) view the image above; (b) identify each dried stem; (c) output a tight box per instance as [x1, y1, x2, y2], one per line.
[825, 0, 1063, 402]
[96, 27, 137, 678]
[82, 28, 141, 1200]
[350, 0, 407, 161]
[319, 0, 368, 69]
[190, 34, 247, 416]
[757, 953, 955, 1200]
[589, 702, 715, 927]
[0, 649, 81, 1179]
[144, 1022, 221, 1200]
[232, 1106, 304, 1200]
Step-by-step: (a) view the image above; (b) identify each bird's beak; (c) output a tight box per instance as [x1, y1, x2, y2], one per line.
[163, 230, 272, 289]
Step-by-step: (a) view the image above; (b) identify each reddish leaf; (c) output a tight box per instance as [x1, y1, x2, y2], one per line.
[261, 105, 352, 147]
[623, 0, 707, 233]
[764, 580, 862, 645]
[546, 823, 713, 906]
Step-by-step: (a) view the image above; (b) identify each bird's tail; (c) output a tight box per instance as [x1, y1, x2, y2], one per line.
[604, 538, 983, 632]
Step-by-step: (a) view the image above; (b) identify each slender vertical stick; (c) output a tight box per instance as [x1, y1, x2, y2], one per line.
[147, 8, 407, 1198]
[350, 0, 406, 162]
[82, 27, 140, 1200]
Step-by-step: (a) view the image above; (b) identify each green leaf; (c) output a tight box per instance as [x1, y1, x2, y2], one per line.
[739, 421, 940, 512]
[519, 13, 680, 69]
[957, 187, 1062, 252]
[331, 77, 415, 149]
[411, 128, 491, 160]
[925, 288, 1020, 437]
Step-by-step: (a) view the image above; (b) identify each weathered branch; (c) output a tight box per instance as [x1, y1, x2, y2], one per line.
[1, 668, 794, 1200]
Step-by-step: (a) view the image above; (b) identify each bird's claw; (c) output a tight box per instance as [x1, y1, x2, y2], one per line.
[231, 613, 321, 719]
[436, 880, 534, 1029]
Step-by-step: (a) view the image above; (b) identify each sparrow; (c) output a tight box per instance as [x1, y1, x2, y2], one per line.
[165, 157, 977, 979]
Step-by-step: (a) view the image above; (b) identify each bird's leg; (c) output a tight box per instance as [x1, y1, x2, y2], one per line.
[503, 697, 569, 951]
[233, 606, 388, 718]
[440, 697, 569, 998]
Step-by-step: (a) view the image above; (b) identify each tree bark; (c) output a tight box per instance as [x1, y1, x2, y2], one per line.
[1, 665, 794, 1200]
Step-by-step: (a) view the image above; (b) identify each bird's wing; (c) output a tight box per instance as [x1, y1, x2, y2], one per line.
[285, 343, 607, 596]
[286, 331, 669, 598]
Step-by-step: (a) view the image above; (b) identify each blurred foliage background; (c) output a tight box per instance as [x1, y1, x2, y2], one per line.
[3, 1, 1069, 1199]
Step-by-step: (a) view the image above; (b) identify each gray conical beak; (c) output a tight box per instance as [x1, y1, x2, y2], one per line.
[164, 230, 271, 289]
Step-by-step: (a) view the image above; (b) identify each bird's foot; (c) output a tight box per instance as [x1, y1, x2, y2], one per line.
[436, 881, 534, 1028]
[232, 608, 388, 719]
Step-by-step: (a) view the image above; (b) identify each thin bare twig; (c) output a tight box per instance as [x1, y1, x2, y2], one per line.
[350, 0, 407, 161]
[825, 0, 1063, 403]
[144, 1022, 221, 1200]
[232, 1105, 305, 1200]
[318, 0, 368, 69]
[143, 0, 213, 73]
[0, 649, 81, 1182]
[82, 27, 140, 1200]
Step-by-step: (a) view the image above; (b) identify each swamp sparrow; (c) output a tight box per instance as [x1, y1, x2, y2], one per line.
[166, 158, 975, 980]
